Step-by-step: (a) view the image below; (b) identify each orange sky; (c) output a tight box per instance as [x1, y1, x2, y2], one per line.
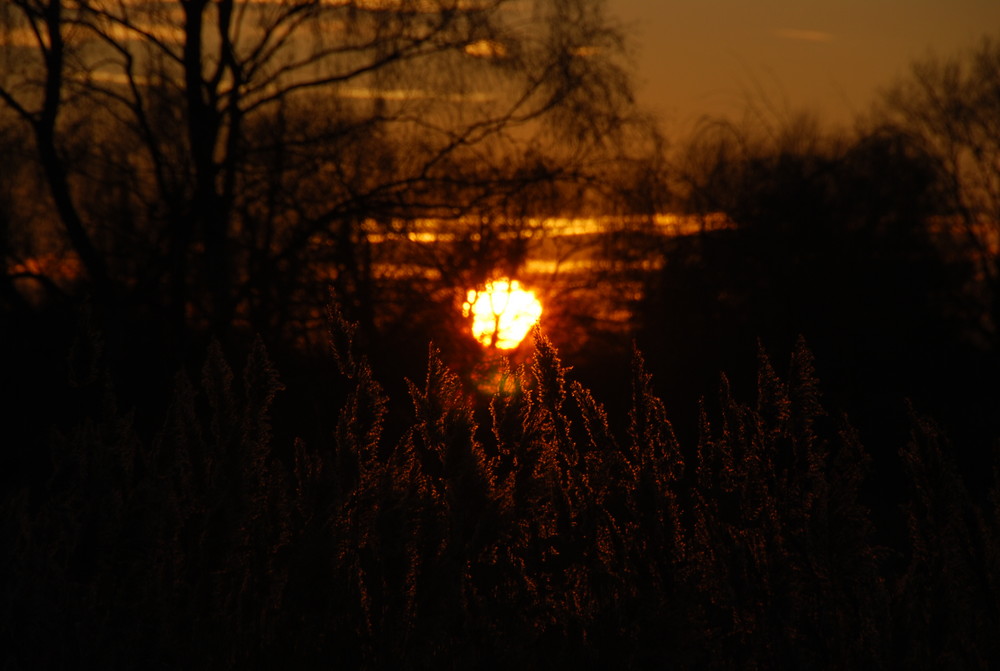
[609, 0, 1000, 135]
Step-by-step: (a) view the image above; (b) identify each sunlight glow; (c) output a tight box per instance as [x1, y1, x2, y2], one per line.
[464, 39, 507, 58]
[337, 87, 494, 103]
[462, 278, 542, 349]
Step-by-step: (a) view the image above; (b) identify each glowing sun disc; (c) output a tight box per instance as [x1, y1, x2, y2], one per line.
[462, 278, 542, 350]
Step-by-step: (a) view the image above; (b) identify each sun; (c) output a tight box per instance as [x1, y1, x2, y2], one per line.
[462, 278, 543, 350]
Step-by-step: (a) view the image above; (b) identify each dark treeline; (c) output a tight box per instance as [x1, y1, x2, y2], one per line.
[3, 0, 1000, 666]
[3, 310, 999, 669]
[640, 124, 998, 474]
[633, 40, 1000, 481]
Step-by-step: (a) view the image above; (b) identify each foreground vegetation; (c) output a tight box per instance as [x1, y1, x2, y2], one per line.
[3, 307, 998, 670]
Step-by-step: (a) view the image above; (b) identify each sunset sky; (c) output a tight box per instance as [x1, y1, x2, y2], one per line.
[609, 0, 1000, 133]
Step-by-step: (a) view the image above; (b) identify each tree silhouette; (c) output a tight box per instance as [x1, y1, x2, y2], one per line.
[646, 107, 991, 454]
[878, 34, 1000, 349]
[0, 0, 659, 352]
